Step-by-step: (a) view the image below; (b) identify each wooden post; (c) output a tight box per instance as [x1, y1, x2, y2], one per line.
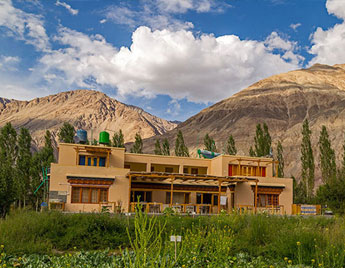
[170, 176, 174, 207]
[238, 159, 241, 176]
[106, 151, 110, 168]
[254, 179, 258, 214]
[75, 148, 79, 165]
[257, 160, 260, 176]
[128, 175, 132, 212]
[218, 179, 222, 214]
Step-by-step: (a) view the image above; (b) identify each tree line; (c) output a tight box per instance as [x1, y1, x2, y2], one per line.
[2, 119, 345, 216]
[0, 123, 54, 218]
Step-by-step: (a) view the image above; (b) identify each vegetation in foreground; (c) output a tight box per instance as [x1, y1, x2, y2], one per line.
[1, 210, 345, 267]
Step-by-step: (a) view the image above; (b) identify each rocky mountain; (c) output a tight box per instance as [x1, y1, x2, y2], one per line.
[142, 63, 345, 183]
[0, 90, 177, 149]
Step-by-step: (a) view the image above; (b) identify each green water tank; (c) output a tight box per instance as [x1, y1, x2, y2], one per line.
[99, 131, 110, 145]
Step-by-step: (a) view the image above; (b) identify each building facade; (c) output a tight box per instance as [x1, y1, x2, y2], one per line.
[49, 143, 293, 214]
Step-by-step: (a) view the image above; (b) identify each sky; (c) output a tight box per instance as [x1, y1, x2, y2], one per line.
[0, 0, 344, 121]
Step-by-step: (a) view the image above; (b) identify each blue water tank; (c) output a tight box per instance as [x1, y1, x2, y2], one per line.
[76, 129, 87, 144]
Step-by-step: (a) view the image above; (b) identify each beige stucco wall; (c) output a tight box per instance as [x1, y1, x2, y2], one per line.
[50, 163, 129, 212]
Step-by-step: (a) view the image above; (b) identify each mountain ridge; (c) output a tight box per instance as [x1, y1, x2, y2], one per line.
[0, 89, 177, 149]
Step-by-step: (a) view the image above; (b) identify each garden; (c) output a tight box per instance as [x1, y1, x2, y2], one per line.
[0, 209, 344, 267]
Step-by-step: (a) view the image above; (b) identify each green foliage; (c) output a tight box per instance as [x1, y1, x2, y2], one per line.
[130, 133, 143, 154]
[162, 138, 170, 156]
[317, 172, 345, 214]
[174, 130, 189, 157]
[58, 122, 75, 143]
[91, 139, 98, 145]
[112, 129, 125, 148]
[318, 125, 336, 183]
[2, 212, 345, 267]
[16, 128, 33, 207]
[249, 146, 255, 157]
[203, 133, 217, 152]
[277, 140, 284, 178]
[300, 119, 315, 201]
[154, 139, 162, 155]
[0, 123, 17, 218]
[251, 123, 271, 157]
[226, 135, 237, 155]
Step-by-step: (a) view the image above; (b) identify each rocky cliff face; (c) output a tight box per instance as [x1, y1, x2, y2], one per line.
[143, 64, 345, 183]
[0, 90, 177, 149]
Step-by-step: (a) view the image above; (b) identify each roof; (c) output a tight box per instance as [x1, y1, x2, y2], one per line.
[127, 171, 258, 184]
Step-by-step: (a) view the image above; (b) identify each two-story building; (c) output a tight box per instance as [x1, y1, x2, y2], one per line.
[49, 143, 293, 214]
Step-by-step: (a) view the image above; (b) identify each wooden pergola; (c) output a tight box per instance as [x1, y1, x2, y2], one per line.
[127, 171, 259, 214]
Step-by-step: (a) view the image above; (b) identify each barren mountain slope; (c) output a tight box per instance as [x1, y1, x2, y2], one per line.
[0, 90, 177, 149]
[143, 63, 345, 182]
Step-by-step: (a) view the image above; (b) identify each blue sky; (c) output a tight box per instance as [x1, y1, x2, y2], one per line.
[0, 0, 345, 121]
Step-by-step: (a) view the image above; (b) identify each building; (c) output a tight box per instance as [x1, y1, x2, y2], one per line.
[49, 143, 293, 214]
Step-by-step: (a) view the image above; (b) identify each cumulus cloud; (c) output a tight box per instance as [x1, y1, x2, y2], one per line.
[290, 23, 301, 31]
[0, 0, 50, 51]
[37, 26, 302, 103]
[55, 0, 79, 16]
[309, 0, 345, 65]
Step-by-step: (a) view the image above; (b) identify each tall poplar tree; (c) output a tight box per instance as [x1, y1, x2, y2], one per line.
[226, 135, 237, 155]
[251, 123, 271, 157]
[162, 138, 170, 156]
[112, 129, 125, 148]
[204, 133, 216, 152]
[16, 128, 33, 207]
[319, 125, 336, 182]
[277, 140, 284, 178]
[58, 122, 75, 143]
[130, 133, 143, 154]
[0, 123, 18, 217]
[300, 119, 315, 201]
[154, 139, 162, 155]
[175, 130, 189, 157]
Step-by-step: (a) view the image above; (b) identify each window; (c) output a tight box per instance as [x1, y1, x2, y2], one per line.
[197, 193, 219, 205]
[71, 187, 108, 203]
[165, 167, 174, 173]
[79, 155, 86, 166]
[183, 167, 188, 174]
[166, 192, 190, 204]
[99, 157, 106, 167]
[257, 194, 279, 207]
[191, 168, 198, 175]
[79, 155, 107, 167]
[151, 166, 155, 172]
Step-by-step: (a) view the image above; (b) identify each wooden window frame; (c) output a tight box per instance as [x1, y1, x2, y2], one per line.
[71, 186, 109, 204]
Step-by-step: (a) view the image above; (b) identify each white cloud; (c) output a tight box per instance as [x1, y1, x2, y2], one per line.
[37, 26, 302, 103]
[309, 0, 345, 65]
[100, 19, 107, 24]
[290, 23, 301, 31]
[0, 55, 20, 71]
[0, 0, 49, 51]
[104, 5, 194, 30]
[55, 0, 78, 15]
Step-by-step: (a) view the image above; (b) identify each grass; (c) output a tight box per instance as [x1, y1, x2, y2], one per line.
[1, 210, 345, 267]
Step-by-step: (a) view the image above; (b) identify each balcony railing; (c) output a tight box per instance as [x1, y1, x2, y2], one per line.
[130, 202, 216, 214]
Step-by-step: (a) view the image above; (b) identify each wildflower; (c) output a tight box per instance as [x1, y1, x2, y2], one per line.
[18, 257, 22, 261]
[2, 264, 6, 268]
[311, 259, 315, 263]
[288, 260, 292, 264]
[193, 257, 196, 261]
[318, 264, 322, 267]
[68, 253, 72, 257]
[0, 245, 3, 249]
[270, 266, 274, 268]
[182, 265, 186, 268]
[296, 241, 301, 246]
[284, 257, 288, 261]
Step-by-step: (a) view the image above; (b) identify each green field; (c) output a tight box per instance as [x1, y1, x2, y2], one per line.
[0, 210, 344, 267]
